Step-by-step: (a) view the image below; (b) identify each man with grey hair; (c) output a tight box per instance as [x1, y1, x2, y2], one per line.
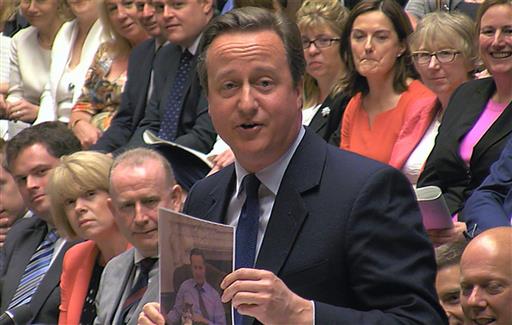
[94, 148, 184, 325]
[139, 7, 446, 325]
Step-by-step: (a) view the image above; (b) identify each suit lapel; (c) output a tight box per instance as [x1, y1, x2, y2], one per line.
[472, 98, 512, 163]
[29, 239, 79, 320]
[2, 218, 46, 310]
[134, 39, 158, 121]
[111, 250, 137, 324]
[204, 167, 236, 224]
[255, 131, 326, 276]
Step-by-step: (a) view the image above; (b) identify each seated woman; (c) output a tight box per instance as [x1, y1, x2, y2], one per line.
[2, 0, 66, 139]
[69, 0, 148, 148]
[339, 0, 436, 168]
[36, 0, 104, 125]
[418, 0, 512, 216]
[48, 151, 128, 325]
[406, 11, 477, 185]
[296, 0, 350, 142]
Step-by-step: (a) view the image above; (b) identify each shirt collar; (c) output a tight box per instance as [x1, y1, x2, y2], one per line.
[234, 127, 305, 197]
[183, 33, 202, 56]
[134, 249, 158, 265]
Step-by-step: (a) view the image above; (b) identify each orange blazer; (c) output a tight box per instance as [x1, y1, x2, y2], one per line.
[58, 240, 98, 325]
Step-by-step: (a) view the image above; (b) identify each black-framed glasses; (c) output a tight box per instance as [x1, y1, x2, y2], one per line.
[411, 49, 461, 65]
[302, 38, 340, 49]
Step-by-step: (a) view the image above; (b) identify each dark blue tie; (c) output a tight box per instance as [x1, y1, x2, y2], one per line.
[158, 50, 194, 141]
[234, 174, 261, 325]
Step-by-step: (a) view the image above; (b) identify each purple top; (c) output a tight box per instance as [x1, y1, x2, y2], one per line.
[460, 99, 508, 165]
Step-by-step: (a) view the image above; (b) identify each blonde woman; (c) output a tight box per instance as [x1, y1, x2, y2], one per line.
[3, 0, 67, 139]
[49, 151, 128, 324]
[69, 0, 148, 148]
[296, 0, 350, 142]
[37, 0, 105, 124]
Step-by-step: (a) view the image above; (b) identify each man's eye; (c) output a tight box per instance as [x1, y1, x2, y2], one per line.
[258, 79, 273, 88]
[37, 168, 49, 176]
[442, 293, 460, 305]
[154, 3, 164, 12]
[222, 82, 237, 90]
[486, 282, 504, 295]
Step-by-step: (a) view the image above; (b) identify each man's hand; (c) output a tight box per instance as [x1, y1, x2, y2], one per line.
[138, 302, 165, 325]
[220, 268, 313, 325]
[6, 99, 38, 123]
[427, 221, 467, 246]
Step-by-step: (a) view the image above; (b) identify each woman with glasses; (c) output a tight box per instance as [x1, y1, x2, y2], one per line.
[338, 0, 436, 169]
[406, 11, 477, 186]
[418, 0, 512, 222]
[296, 0, 350, 142]
[407, 12, 476, 246]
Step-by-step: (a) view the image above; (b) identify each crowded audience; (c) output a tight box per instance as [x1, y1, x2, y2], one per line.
[0, 0, 510, 324]
[69, 0, 148, 148]
[417, 0, 512, 216]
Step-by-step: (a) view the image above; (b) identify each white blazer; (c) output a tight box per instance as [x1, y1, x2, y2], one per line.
[36, 19, 104, 124]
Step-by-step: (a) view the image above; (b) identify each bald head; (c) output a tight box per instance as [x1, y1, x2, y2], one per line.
[460, 227, 512, 325]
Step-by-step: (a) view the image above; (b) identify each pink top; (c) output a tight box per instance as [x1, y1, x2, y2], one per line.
[459, 100, 509, 165]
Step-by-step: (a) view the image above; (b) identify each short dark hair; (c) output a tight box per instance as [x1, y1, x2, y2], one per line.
[190, 248, 206, 261]
[340, 0, 415, 96]
[435, 239, 468, 270]
[5, 122, 81, 172]
[197, 6, 305, 93]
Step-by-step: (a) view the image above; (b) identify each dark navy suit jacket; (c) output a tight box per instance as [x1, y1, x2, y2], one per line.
[183, 130, 446, 324]
[124, 42, 216, 153]
[0, 217, 76, 324]
[462, 133, 512, 234]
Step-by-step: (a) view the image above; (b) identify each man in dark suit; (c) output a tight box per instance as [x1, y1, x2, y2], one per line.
[0, 122, 81, 324]
[99, 0, 217, 154]
[139, 7, 446, 325]
[461, 135, 512, 235]
[92, 0, 168, 154]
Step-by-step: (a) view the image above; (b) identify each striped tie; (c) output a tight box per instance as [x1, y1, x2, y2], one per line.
[8, 229, 58, 309]
[118, 257, 157, 325]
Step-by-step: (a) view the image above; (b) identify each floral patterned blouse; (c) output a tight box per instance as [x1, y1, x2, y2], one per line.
[72, 43, 127, 131]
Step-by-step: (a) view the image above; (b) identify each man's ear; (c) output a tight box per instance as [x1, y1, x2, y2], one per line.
[295, 76, 304, 110]
[201, 0, 214, 15]
[170, 184, 185, 212]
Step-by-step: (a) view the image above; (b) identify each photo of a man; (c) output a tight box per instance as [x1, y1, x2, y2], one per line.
[167, 249, 227, 325]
